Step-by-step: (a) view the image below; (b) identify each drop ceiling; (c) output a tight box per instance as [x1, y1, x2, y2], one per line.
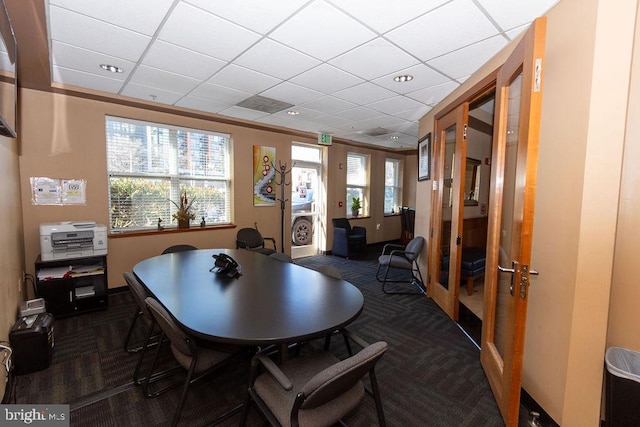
[33, 0, 559, 149]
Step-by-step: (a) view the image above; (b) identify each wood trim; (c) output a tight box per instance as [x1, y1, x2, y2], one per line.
[108, 223, 236, 239]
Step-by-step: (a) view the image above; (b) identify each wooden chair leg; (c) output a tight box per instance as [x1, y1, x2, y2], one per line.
[466, 277, 473, 296]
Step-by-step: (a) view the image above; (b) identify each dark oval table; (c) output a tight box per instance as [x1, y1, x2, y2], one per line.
[133, 249, 364, 349]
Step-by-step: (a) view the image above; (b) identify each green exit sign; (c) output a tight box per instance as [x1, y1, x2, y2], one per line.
[318, 133, 332, 146]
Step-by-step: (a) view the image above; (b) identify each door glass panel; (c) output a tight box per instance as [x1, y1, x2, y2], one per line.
[494, 73, 523, 357]
[291, 166, 318, 247]
[439, 126, 456, 288]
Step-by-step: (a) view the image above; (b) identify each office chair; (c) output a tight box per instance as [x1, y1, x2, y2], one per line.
[143, 297, 246, 426]
[240, 330, 387, 427]
[162, 244, 197, 254]
[236, 227, 277, 256]
[376, 236, 426, 295]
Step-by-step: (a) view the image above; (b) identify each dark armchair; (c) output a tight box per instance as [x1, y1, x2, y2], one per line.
[331, 218, 367, 258]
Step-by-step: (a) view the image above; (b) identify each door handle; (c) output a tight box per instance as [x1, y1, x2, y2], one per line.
[498, 265, 515, 274]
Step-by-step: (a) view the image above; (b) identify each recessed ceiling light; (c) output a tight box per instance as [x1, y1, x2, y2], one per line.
[394, 74, 413, 83]
[100, 64, 123, 73]
[287, 110, 299, 116]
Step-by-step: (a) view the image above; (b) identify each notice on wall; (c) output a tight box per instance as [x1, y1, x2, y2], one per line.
[31, 177, 87, 206]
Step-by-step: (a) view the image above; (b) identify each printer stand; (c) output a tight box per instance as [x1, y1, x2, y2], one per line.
[35, 255, 108, 317]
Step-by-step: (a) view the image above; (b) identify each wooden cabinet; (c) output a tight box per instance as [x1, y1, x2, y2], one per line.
[35, 255, 108, 317]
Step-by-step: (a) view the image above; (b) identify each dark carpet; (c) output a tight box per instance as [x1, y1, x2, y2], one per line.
[12, 246, 507, 426]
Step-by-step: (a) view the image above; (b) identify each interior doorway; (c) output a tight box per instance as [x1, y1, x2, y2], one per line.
[456, 93, 495, 345]
[291, 144, 322, 259]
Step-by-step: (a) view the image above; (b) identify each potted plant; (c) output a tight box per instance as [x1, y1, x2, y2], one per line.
[351, 197, 361, 218]
[171, 191, 196, 228]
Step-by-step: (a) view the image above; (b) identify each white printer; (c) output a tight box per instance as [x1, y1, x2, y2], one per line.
[39, 221, 108, 261]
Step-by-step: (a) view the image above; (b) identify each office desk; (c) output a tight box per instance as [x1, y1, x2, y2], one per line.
[133, 249, 364, 348]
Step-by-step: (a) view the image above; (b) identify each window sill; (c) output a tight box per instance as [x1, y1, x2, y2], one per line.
[384, 213, 401, 217]
[347, 215, 370, 220]
[109, 223, 236, 238]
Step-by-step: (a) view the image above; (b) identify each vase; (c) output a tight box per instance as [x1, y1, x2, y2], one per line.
[351, 210, 359, 218]
[178, 219, 190, 229]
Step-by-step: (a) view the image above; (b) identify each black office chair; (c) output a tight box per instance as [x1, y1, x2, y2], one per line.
[240, 330, 387, 427]
[331, 218, 367, 258]
[162, 244, 197, 254]
[236, 227, 277, 256]
[143, 297, 246, 426]
[123, 272, 181, 386]
[376, 236, 426, 295]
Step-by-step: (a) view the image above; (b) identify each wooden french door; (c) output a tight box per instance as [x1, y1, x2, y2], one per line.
[428, 104, 469, 320]
[480, 17, 546, 426]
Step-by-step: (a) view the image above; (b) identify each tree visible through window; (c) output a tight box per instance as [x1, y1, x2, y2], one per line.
[106, 117, 231, 232]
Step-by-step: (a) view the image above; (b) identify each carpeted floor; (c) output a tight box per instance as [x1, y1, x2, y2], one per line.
[11, 246, 508, 426]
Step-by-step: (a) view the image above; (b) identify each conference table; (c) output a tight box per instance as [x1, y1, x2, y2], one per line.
[132, 248, 364, 356]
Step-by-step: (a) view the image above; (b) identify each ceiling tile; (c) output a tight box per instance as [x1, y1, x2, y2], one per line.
[301, 96, 357, 115]
[332, 82, 396, 105]
[158, 2, 261, 61]
[385, 0, 498, 61]
[329, 37, 420, 80]
[142, 40, 227, 81]
[49, 0, 174, 36]
[260, 82, 323, 105]
[175, 96, 230, 114]
[52, 66, 124, 93]
[129, 65, 201, 95]
[367, 95, 425, 115]
[405, 80, 460, 106]
[50, 41, 135, 80]
[207, 64, 282, 95]
[329, 0, 449, 33]
[235, 38, 321, 80]
[184, 0, 306, 34]
[217, 105, 271, 121]
[290, 63, 363, 94]
[372, 63, 450, 94]
[121, 82, 184, 104]
[477, 0, 559, 30]
[427, 35, 508, 79]
[269, 1, 376, 61]
[48, 6, 151, 62]
[337, 106, 385, 122]
[189, 82, 252, 105]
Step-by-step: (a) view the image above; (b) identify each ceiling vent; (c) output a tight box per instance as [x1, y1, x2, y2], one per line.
[364, 127, 391, 137]
[236, 95, 294, 114]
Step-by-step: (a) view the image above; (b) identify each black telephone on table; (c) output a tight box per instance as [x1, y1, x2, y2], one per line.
[210, 253, 242, 277]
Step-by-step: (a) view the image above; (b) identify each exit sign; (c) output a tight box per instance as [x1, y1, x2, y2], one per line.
[318, 133, 332, 146]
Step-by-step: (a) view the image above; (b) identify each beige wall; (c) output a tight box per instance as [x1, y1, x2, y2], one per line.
[17, 89, 412, 290]
[608, 0, 640, 360]
[0, 102, 25, 398]
[418, 0, 638, 424]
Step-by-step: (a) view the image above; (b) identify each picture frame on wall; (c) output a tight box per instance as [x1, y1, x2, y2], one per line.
[418, 133, 431, 181]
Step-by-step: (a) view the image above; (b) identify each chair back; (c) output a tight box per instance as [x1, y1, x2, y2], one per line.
[162, 244, 197, 254]
[123, 272, 152, 319]
[300, 341, 388, 409]
[145, 297, 194, 357]
[332, 218, 352, 232]
[236, 228, 264, 249]
[404, 236, 425, 262]
[316, 265, 343, 279]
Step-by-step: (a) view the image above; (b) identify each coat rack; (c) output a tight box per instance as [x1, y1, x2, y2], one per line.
[274, 161, 294, 253]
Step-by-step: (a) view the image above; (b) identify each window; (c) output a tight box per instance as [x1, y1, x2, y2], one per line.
[106, 117, 231, 232]
[385, 158, 402, 214]
[346, 152, 369, 217]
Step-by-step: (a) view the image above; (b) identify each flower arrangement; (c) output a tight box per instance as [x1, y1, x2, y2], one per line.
[171, 191, 196, 227]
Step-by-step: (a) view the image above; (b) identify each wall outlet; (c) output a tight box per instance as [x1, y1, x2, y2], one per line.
[376, 223, 381, 230]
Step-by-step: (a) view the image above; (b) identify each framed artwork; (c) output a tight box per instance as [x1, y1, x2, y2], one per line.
[418, 133, 431, 181]
[253, 145, 276, 206]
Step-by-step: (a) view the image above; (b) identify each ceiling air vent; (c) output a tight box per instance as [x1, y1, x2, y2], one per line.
[236, 95, 294, 114]
[364, 127, 390, 137]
